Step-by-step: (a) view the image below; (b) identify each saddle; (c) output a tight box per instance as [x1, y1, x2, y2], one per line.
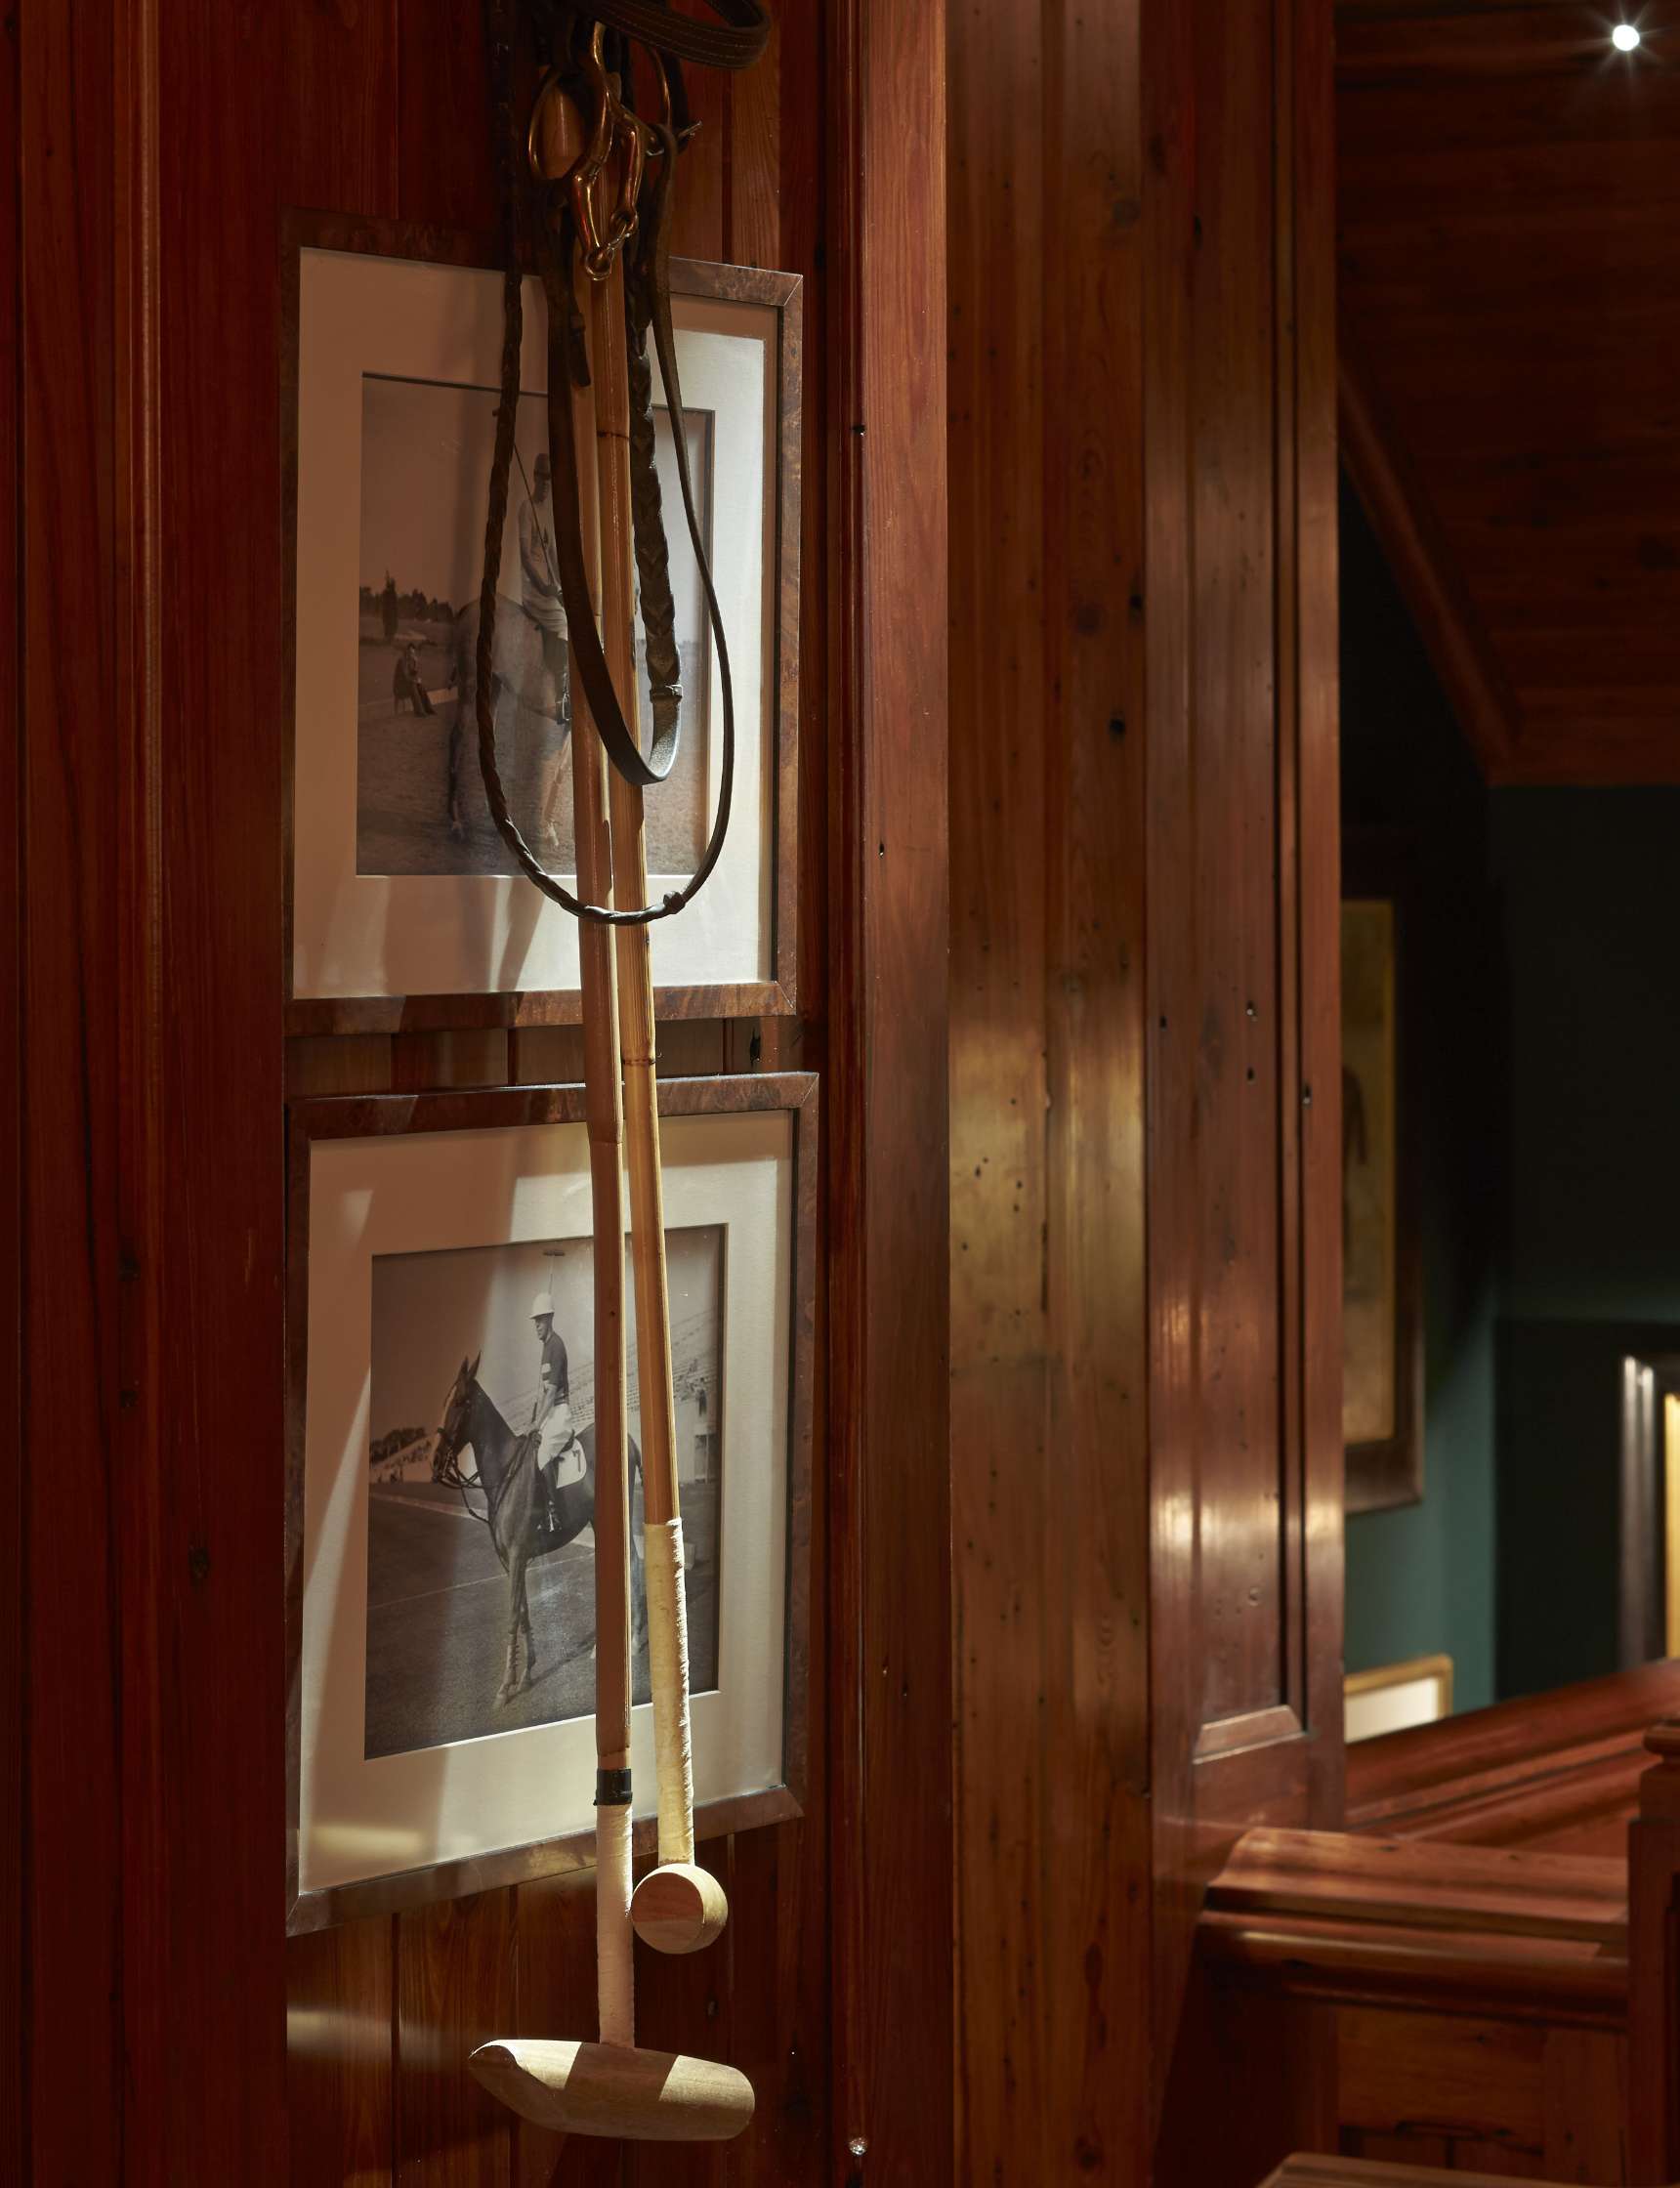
[548, 1434, 587, 1492]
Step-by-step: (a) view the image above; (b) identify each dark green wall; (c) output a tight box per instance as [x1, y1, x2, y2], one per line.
[1491, 791, 1680, 1697]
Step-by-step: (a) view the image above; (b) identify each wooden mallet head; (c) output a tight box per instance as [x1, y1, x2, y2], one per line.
[630, 1858, 729, 1955]
[469, 2039, 754, 2143]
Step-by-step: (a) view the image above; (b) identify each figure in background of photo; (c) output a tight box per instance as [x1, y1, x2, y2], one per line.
[518, 453, 570, 853]
[445, 450, 572, 850]
[380, 569, 399, 646]
[529, 1289, 581, 1528]
[393, 639, 437, 717]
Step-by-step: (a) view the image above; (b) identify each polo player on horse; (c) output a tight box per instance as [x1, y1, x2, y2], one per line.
[529, 1288, 584, 1529]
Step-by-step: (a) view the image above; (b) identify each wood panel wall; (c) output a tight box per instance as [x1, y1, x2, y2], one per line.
[11, 0, 948, 2182]
[948, 0, 1342, 2179]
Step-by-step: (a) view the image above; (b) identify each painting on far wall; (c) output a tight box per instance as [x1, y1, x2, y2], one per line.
[1342, 836, 1423, 1513]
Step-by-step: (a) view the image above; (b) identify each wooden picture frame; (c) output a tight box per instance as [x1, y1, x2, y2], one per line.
[1341, 834, 1424, 1514]
[281, 212, 802, 1033]
[285, 1072, 817, 1933]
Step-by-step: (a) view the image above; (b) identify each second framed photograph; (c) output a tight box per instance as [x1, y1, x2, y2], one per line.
[284, 217, 802, 1031]
[285, 1073, 816, 1931]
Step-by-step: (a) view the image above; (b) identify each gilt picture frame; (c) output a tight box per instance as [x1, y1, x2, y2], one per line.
[284, 1072, 817, 1933]
[281, 213, 802, 1033]
[1341, 834, 1424, 1515]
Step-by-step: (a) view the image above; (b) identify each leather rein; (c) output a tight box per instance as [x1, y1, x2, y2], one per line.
[477, 0, 771, 925]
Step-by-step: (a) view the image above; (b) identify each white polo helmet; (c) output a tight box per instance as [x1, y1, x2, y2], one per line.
[529, 1291, 556, 1321]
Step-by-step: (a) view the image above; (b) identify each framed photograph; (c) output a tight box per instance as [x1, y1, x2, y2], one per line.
[1341, 836, 1422, 1514]
[283, 215, 801, 1031]
[285, 1073, 817, 1931]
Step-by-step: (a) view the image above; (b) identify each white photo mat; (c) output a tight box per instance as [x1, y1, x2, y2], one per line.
[295, 1108, 792, 1904]
[292, 246, 777, 1001]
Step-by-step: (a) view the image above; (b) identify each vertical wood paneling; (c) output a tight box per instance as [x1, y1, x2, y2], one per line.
[827, 0, 950, 2179]
[21, 0, 123, 2176]
[0, 0, 21, 2171]
[947, 0, 1049, 2165]
[949, 0, 1342, 2177]
[288, 1916, 398, 2186]
[282, 0, 400, 217]
[1043, 0, 1155, 2162]
[398, 0, 497, 232]
[1189, 0, 1283, 1729]
[729, 7, 780, 271]
[1146, 0, 1343, 2143]
[148, 0, 293, 2168]
[397, 1892, 517, 2184]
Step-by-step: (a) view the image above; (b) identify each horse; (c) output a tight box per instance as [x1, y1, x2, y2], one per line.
[433, 1353, 644, 1708]
[446, 597, 570, 846]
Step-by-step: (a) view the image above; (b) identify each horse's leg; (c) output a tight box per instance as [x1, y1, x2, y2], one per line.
[519, 1577, 535, 1691]
[445, 691, 466, 844]
[498, 1549, 526, 1705]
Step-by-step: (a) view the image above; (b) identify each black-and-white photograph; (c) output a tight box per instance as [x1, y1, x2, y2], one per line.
[355, 373, 713, 881]
[364, 1223, 724, 1760]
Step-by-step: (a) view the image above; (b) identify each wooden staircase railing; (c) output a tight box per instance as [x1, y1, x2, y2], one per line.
[1263, 2160, 1562, 2187]
[1630, 1722, 1680, 2184]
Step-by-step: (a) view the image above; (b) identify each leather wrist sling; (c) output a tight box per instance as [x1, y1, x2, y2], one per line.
[476, 0, 771, 925]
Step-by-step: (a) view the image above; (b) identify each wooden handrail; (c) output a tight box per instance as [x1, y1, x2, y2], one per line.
[1629, 1721, 1680, 2184]
[1200, 1827, 1628, 2027]
[1348, 1660, 1680, 1855]
[1262, 2158, 1563, 2188]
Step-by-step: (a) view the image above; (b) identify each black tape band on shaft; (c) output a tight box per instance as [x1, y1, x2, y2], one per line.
[595, 1768, 633, 1808]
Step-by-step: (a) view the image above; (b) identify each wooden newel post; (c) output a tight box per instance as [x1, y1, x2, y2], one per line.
[1629, 1720, 1680, 2183]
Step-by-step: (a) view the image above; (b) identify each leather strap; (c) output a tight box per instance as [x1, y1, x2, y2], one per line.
[475, 4, 751, 925]
[577, 0, 769, 69]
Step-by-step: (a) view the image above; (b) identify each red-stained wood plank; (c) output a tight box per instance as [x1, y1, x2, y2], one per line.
[398, 1890, 518, 2184]
[1042, 0, 1155, 2171]
[1148, 0, 1343, 2149]
[145, 0, 293, 2172]
[287, 1917, 399, 2186]
[778, 0, 827, 1034]
[826, 0, 951, 2177]
[946, 0, 1051, 2170]
[281, 0, 400, 217]
[724, 1823, 827, 2185]
[20, 0, 124, 2177]
[399, 0, 498, 232]
[728, 5, 780, 270]
[0, 0, 21, 2173]
[668, 1, 729, 263]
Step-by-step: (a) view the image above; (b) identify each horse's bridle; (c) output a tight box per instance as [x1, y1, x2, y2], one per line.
[474, 0, 772, 926]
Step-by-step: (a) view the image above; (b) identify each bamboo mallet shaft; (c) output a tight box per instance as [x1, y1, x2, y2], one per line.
[588, 245, 726, 1957]
[563, 263, 635, 2051]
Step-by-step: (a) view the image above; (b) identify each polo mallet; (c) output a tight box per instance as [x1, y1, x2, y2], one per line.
[468, 72, 750, 2145]
[587, 190, 730, 1963]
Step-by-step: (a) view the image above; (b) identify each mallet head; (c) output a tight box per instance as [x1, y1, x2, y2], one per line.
[630, 1860, 729, 1955]
[470, 2038, 753, 2142]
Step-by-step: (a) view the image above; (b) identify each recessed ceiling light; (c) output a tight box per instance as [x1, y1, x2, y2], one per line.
[1613, 21, 1641, 49]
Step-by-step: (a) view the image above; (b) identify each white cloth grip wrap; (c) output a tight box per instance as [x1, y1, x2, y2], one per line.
[646, 1518, 695, 1866]
[595, 1796, 634, 2048]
